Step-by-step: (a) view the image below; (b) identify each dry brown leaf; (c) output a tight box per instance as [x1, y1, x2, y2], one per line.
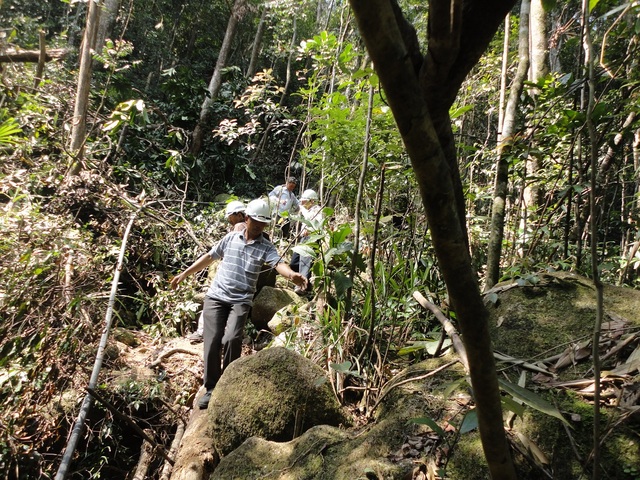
[516, 431, 550, 466]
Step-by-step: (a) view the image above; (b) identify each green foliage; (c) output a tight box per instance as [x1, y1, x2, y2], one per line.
[0, 117, 22, 146]
[103, 99, 149, 133]
[2, 0, 640, 475]
[498, 378, 569, 426]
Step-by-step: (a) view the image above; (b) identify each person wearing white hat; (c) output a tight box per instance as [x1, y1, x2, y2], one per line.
[187, 200, 248, 343]
[171, 199, 307, 409]
[268, 176, 300, 237]
[291, 189, 323, 294]
[225, 200, 247, 232]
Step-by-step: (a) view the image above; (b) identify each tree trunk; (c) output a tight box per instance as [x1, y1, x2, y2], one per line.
[485, 0, 530, 290]
[520, 0, 549, 243]
[278, 17, 297, 106]
[67, 0, 102, 176]
[191, 0, 247, 155]
[33, 31, 47, 88]
[529, 0, 549, 82]
[582, 0, 604, 475]
[498, 14, 510, 134]
[246, 7, 267, 79]
[95, 0, 121, 55]
[348, 1, 518, 479]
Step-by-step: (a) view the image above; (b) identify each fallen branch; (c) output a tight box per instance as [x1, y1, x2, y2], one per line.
[56, 210, 140, 480]
[0, 48, 70, 62]
[494, 351, 555, 376]
[601, 332, 639, 361]
[149, 347, 201, 367]
[131, 434, 154, 480]
[159, 422, 185, 480]
[412, 291, 469, 372]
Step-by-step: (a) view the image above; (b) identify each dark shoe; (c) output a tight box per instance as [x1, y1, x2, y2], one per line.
[198, 389, 213, 409]
[187, 332, 203, 344]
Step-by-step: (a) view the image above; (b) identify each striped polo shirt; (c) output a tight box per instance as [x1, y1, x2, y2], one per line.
[206, 231, 282, 305]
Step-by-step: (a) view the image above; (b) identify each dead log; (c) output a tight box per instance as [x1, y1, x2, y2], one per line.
[169, 391, 218, 480]
[131, 433, 154, 480]
[0, 48, 70, 63]
[159, 422, 186, 480]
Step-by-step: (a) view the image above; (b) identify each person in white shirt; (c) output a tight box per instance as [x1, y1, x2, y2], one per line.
[291, 189, 323, 294]
[268, 176, 300, 237]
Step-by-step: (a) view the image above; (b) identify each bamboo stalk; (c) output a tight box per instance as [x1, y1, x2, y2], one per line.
[55, 210, 140, 480]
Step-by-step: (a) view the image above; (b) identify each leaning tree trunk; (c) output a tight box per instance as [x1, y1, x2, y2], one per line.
[191, 0, 247, 155]
[246, 6, 267, 79]
[485, 0, 530, 290]
[348, 1, 518, 479]
[67, 0, 102, 176]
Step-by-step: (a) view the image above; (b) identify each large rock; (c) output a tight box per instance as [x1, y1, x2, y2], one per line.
[250, 286, 304, 331]
[210, 367, 447, 480]
[207, 347, 349, 456]
[267, 302, 310, 335]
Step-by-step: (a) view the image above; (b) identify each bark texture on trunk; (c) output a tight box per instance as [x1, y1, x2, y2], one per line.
[486, 0, 531, 289]
[191, 0, 247, 155]
[348, 1, 518, 478]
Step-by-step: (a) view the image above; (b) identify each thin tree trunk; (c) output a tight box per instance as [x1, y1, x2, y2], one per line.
[55, 210, 139, 480]
[191, 0, 247, 155]
[360, 158, 385, 360]
[529, 0, 549, 83]
[67, 0, 102, 176]
[246, 7, 267, 79]
[278, 17, 297, 105]
[346, 84, 374, 317]
[582, 0, 603, 476]
[498, 14, 510, 135]
[33, 30, 46, 88]
[522, 0, 549, 221]
[486, 0, 530, 289]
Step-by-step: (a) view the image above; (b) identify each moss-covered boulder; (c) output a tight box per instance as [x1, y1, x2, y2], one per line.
[267, 302, 310, 335]
[476, 271, 640, 479]
[210, 364, 448, 480]
[486, 271, 640, 362]
[207, 347, 350, 456]
[250, 286, 304, 331]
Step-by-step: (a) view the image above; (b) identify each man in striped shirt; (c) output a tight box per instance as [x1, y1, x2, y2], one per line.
[171, 199, 307, 409]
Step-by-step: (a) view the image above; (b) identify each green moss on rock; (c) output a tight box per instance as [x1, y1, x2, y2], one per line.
[208, 347, 349, 456]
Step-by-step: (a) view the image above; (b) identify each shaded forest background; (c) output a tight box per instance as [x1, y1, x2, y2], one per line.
[1, 0, 639, 478]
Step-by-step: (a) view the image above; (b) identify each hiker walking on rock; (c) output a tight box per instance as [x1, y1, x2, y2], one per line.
[187, 199, 249, 344]
[171, 199, 307, 409]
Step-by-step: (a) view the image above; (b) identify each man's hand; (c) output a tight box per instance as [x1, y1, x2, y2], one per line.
[290, 272, 308, 290]
[170, 273, 184, 290]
